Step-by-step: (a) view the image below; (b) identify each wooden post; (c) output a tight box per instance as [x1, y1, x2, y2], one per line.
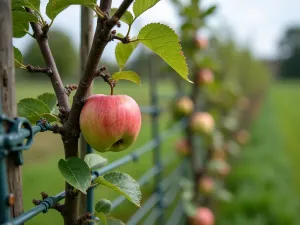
[78, 6, 94, 215]
[0, 0, 24, 219]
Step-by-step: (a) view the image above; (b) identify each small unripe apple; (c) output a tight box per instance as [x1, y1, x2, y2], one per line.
[80, 94, 142, 152]
[212, 149, 227, 160]
[175, 139, 190, 156]
[190, 112, 215, 135]
[237, 97, 250, 111]
[195, 37, 209, 49]
[199, 176, 215, 195]
[191, 207, 215, 225]
[235, 129, 250, 145]
[208, 159, 231, 177]
[173, 96, 194, 119]
[196, 69, 214, 86]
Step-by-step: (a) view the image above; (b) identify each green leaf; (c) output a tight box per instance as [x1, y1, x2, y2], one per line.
[26, 113, 59, 123]
[12, 0, 41, 12]
[84, 153, 108, 171]
[96, 217, 125, 225]
[201, 5, 217, 18]
[107, 218, 125, 225]
[95, 199, 112, 214]
[17, 98, 60, 123]
[111, 8, 133, 25]
[58, 157, 91, 194]
[12, 11, 38, 38]
[46, 0, 96, 20]
[18, 98, 50, 118]
[93, 172, 141, 207]
[95, 212, 108, 225]
[37, 93, 57, 111]
[133, 0, 160, 19]
[137, 23, 190, 82]
[111, 71, 140, 85]
[13, 46, 23, 68]
[115, 41, 139, 69]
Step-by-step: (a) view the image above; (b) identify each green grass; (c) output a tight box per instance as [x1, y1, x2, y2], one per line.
[15, 80, 183, 225]
[217, 80, 300, 225]
[269, 80, 300, 193]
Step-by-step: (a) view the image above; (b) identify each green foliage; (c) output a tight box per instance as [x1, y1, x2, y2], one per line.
[58, 157, 91, 194]
[111, 8, 134, 25]
[201, 5, 217, 18]
[19, 29, 78, 80]
[46, 0, 96, 20]
[17, 97, 59, 123]
[138, 23, 190, 82]
[84, 153, 108, 171]
[93, 172, 141, 207]
[133, 0, 160, 19]
[95, 199, 112, 214]
[97, 217, 125, 225]
[13, 46, 23, 68]
[37, 93, 57, 111]
[12, 10, 38, 38]
[112, 71, 141, 85]
[115, 41, 139, 69]
[279, 26, 300, 78]
[12, 0, 41, 12]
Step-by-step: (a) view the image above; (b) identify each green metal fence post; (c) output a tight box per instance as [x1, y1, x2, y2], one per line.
[0, 93, 11, 224]
[149, 56, 164, 224]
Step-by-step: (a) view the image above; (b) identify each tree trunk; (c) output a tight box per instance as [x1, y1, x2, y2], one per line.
[0, 0, 24, 219]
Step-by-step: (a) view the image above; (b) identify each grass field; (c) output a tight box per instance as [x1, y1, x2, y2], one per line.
[269, 80, 300, 193]
[16, 80, 184, 225]
[216, 80, 300, 225]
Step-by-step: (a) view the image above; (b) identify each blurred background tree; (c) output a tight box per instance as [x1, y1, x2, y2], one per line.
[278, 26, 300, 79]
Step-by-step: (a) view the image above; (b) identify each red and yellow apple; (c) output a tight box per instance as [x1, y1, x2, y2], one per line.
[175, 139, 190, 156]
[196, 69, 214, 86]
[173, 96, 194, 119]
[190, 207, 215, 225]
[190, 112, 215, 135]
[79, 94, 142, 152]
[199, 176, 215, 195]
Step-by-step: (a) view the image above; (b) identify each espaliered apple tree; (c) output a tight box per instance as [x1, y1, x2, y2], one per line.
[12, 0, 190, 224]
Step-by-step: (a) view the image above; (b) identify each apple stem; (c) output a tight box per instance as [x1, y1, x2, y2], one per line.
[110, 85, 114, 95]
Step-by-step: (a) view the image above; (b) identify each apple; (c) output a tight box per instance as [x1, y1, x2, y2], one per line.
[173, 96, 194, 119]
[212, 149, 227, 160]
[195, 37, 209, 49]
[190, 112, 215, 135]
[79, 94, 142, 152]
[197, 69, 214, 86]
[175, 139, 190, 156]
[191, 207, 215, 225]
[237, 97, 250, 111]
[208, 159, 231, 177]
[199, 176, 215, 195]
[235, 129, 250, 145]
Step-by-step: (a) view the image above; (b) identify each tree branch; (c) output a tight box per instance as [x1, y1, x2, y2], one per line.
[25, 64, 53, 75]
[26, 8, 70, 113]
[110, 0, 134, 22]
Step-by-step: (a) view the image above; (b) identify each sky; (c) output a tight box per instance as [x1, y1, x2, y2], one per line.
[13, 0, 300, 61]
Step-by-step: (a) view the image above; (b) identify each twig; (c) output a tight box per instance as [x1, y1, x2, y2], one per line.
[25, 8, 70, 112]
[95, 68, 116, 95]
[26, 64, 53, 75]
[75, 212, 93, 225]
[111, 35, 130, 44]
[64, 84, 78, 96]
